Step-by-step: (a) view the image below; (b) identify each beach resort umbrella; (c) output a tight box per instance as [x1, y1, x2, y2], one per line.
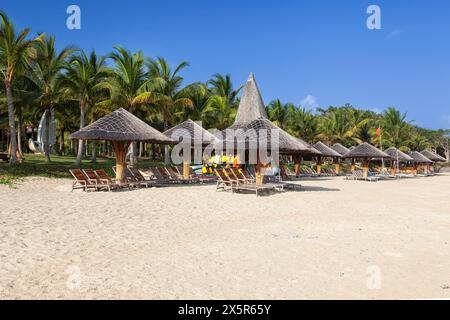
[312, 141, 342, 174]
[409, 151, 433, 174]
[384, 147, 414, 176]
[70, 108, 174, 183]
[220, 73, 318, 184]
[331, 143, 350, 156]
[164, 119, 220, 179]
[342, 142, 391, 178]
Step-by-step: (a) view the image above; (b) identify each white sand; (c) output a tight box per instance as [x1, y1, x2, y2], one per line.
[1, 174, 450, 299]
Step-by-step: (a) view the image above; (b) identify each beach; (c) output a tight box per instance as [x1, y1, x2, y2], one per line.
[1, 174, 450, 299]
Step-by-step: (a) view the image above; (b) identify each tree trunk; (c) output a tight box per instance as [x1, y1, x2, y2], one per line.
[75, 103, 85, 166]
[92, 141, 97, 163]
[60, 128, 65, 156]
[130, 142, 137, 166]
[44, 107, 52, 162]
[164, 119, 170, 166]
[112, 141, 130, 184]
[16, 103, 24, 159]
[5, 83, 18, 164]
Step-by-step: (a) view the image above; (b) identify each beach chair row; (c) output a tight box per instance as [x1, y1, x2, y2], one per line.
[215, 167, 301, 196]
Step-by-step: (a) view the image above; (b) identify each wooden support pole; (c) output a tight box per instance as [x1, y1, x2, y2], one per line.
[390, 160, 396, 177]
[255, 162, 263, 185]
[362, 158, 369, 178]
[112, 141, 130, 184]
[183, 161, 190, 180]
[351, 158, 356, 172]
[316, 156, 322, 175]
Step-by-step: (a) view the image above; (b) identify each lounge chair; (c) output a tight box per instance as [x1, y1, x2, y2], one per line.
[156, 167, 181, 184]
[69, 169, 99, 192]
[95, 169, 128, 190]
[128, 167, 157, 188]
[82, 168, 114, 191]
[224, 168, 280, 196]
[215, 168, 237, 192]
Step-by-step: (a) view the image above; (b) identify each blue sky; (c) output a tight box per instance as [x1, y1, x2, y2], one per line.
[2, 0, 450, 129]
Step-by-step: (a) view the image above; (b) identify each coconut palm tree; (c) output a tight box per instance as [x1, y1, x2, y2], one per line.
[0, 11, 44, 163]
[62, 50, 108, 165]
[98, 46, 151, 165]
[27, 35, 76, 161]
[382, 107, 409, 148]
[267, 99, 293, 130]
[201, 73, 242, 130]
[133, 57, 193, 165]
[287, 106, 318, 143]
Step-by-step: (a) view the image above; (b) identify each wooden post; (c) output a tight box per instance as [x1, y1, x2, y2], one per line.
[183, 161, 190, 180]
[112, 141, 130, 184]
[255, 162, 263, 185]
[351, 158, 356, 172]
[335, 163, 340, 175]
[390, 160, 396, 176]
[293, 155, 300, 177]
[316, 156, 322, 175]
[362, 158, 369, 178]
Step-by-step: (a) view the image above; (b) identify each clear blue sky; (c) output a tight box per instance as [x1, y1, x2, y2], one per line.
[3, 0, 450, 129]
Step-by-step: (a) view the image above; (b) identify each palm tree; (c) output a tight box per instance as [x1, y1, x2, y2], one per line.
[27, 35, 75, 161]
[63, 50, 108, 165]
[202, 73, 242, 130]
[0, 11, 44, 163]
[287, 106, 318, 143]
[267, 99, 292, 130]
[382, 107, 409, 148]
[99, 46, 150, 165]
[133, 57, 193, 165]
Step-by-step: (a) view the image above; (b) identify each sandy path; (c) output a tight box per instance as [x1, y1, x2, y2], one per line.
[1, 174, 449, 299]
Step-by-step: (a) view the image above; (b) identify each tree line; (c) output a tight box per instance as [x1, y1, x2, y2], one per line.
[1, 11, 449, 165]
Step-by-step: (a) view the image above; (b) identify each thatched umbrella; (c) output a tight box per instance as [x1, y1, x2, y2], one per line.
[220, 73, 318, 184]
[331, 143, 350, 156]
[421, 149, 446, 173]
[70, 108, 174, 183]
[312, 141, 342, 174]
[410, 151, 433, 174]
[164, 119, 219, 179]
[342, 142, 391, 178]
[384, 147, 414, 176]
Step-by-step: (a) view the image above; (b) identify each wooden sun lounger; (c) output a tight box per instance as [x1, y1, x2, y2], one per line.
[112, 166, 141, 188]
[82, 168, 115, 191]
[215, 168, 237, 192]
[128, 167, 157, 188]
[223, 169, 279, 196]
[69, 169, 99, 192]
[94, 169, 128, 190]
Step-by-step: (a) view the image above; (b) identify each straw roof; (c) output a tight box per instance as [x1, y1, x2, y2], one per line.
[164, 119, 219, 147]
[420, 149, 446, 162]
[384, 147, 414, 162]
[331, 143, 350, 156]
[342, 142, 391, 159]
[233, 73, 268, 125]
[70, 108, 173, 144]
[221, 73, 318, 154]
[409, 151, 433, 163]
[312, 141, 341, 158]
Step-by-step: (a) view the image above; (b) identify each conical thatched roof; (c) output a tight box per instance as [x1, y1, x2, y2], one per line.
[410, 151, 433, 163]
[70, 108, 173, 143]
[384, 147, 414, 162]
[221, 73, 317, 154]
[233, 73, 268, 125]
[312, 141, 342, 158]
[342, 142, 391, 159]
[164, 119, 219, 147]
[331, 143, 350, 156]
[420, 149, 446, 162]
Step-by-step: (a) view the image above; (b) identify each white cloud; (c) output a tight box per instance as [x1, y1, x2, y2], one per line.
[370, 108, 382, 114]
[300, 95, 319, 110]
[386, 29, 403, 40]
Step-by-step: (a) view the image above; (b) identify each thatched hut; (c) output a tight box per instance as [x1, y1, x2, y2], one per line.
[331, 143, 350, 156]
[220, 73, 318, 184]
[342, 142, 391, 178]
[164, 119, 219, 178]
[420, 149, 446, 173]
[409, 151, 433, 174]
[312, 141, 342, 174]
[384, 147, 414, 176]
[70, 108, 174, 183]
